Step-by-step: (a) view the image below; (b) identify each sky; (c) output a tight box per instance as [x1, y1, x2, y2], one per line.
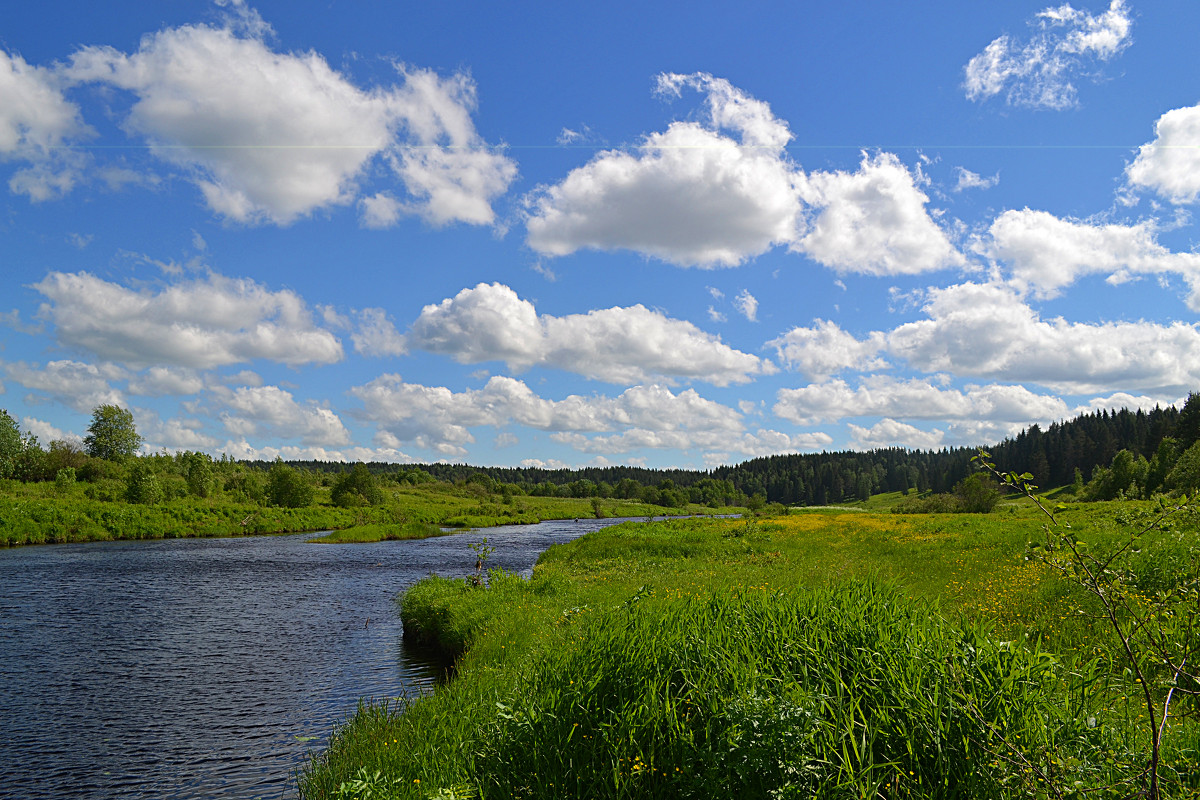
[2, 0, 1200, 471]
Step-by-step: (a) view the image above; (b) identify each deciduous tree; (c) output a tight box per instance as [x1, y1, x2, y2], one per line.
[84, 405, 142, 462]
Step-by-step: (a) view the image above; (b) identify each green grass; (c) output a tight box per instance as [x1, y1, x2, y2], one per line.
[308, 521, 451, 543]
[299, 503, 1200, 799]
[0, 477, 737, 546]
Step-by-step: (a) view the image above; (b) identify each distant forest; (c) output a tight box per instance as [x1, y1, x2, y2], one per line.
[275, 395, 1200, 507]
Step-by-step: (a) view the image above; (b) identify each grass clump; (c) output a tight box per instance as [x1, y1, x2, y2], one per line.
[309, 522, 448, 544]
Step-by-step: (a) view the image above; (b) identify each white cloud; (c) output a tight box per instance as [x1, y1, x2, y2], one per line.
[550, 427, 831, 459]
[22, 416, 82, 446]
[126, 366, 205, 396]
[526, 76, 960, 277]
[359, 192, 404, 229]
[64, 18, 514, 225]
[33, 271, 343, 368]
[733, 289, 758, 322]
[351, 308, 407, 357]
[0, 49, 90, 200]
[963, 0, 1131, 109]
[953, 167, 999, 192]
[887, 282, 1200, 394]
[1076, 391, 1175, 415]
[382, 67, 518, 226]
[408, 282, 774, 385]
[773, 375, 1069, 425]
[1126, 104, 1200, 205]
[223, 370, 264, 387]
[769, 282, 1200, 397]
[794, 152, 964, 276]
[218, 438, 413, 463]
[848, 419, 945, 450]
[980, 208, 1200, 306]
[3, 359, 126, 412]
[768, 320, 889, 380]
[520, 457, 571, 470]
[525, 72, 803, 267]
[216, 384, 350, 447]
[142, 414, 220, 451]
[351, 374, 747, 455]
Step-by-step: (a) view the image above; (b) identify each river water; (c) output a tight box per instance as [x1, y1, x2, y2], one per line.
[0, 518, 635, 800]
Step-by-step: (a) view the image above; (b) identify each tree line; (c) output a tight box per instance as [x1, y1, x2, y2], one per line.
[4, 395, 1200, 509]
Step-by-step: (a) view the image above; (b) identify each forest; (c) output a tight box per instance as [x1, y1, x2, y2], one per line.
[3, 394, 1199, 516]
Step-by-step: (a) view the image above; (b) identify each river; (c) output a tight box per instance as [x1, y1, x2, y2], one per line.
[0, 517, 637, 800]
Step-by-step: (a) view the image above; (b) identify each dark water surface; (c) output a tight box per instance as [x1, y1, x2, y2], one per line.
[0, 518, 633, 800]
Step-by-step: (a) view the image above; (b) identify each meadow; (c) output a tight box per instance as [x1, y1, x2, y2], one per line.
[0, 477, 702, 547]
[299, 500, 1200, 799]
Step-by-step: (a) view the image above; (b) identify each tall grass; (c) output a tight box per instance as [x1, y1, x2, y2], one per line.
[299, 506, 1200, 799]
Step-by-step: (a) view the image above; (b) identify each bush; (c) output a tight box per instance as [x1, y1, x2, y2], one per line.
[331, 464, 384, 508]
[123, 461, 163, 505]
[267, 461, 315, 508]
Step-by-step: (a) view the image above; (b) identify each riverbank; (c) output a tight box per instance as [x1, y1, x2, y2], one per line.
[0, 484, 732, 547]
[300, 506, 1200, 799]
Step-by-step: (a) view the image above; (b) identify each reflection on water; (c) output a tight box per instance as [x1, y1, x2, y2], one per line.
[0, 517, 632, 800]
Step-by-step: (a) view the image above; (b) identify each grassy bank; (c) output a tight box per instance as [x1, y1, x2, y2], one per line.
[308, 522, 450, 543]
[0, 479, 727, 546]
[299, 504, 1200, 799]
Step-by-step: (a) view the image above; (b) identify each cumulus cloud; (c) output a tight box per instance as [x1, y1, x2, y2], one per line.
[794, 152, 964, 275]
[525, 73, 803, 267]
[848, 419, 945, 450]
[351, 308, 407, 357]
[21, 416, 82, 445]
[525, 75, 960, 276]
[1077, 391, 1175, 415]
[552, 427, 832, 459]
[63, 14, 514, 225]
[769, 282, 1200, 397]
[216, 384, 350, 447]
[768, 320, 889, 380]
[126, 366, 206, 396]
[33, 271, 343, 368]
[1126, 104, 1200, 205]
[774, 375, 1069, 426]
[963, 0, 1131, 109]
[142, 414, 220, 451]
[218, 438, 413, 463]
[351, 374, 747, 456]
[2, 359, 126, 412]
[408, 282, 774, 385]
[980, 208, 1200, 305]
[886, 282, 1200, 395]
[953, 167, 999, 192]
[0, 49, 90, 200]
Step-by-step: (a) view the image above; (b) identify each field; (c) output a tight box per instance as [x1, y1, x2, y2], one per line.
[299, 501, 1200, 799]
[0, 477, 715, 546]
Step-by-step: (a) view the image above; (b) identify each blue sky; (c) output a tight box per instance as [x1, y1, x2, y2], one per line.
[3, 0, 1200, 470]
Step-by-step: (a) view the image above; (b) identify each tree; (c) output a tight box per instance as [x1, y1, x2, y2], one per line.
[331, 463, 383, 507]
[267, 461, 314, 508]
[0, 410, 20, 479]
[179, 451, 216, 498]
[1165, 439, 1200, 495]
[84, 405, 142, 462]
[124, 460, 163, 504]
[952, 472, 1000, 513]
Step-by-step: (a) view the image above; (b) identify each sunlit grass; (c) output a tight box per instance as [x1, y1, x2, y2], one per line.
[300, 503, 1200, 799]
